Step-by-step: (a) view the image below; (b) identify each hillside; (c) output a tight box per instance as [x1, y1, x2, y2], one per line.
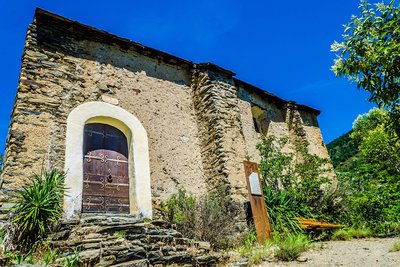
[326, 130, 358, 168]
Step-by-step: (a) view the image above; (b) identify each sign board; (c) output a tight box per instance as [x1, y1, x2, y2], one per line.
[249, 172, 262, 196]
[243, 161, 273, 243]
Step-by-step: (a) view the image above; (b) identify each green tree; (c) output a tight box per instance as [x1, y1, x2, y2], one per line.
[336, 108, 400, 232]
[331, 0, 400, 133]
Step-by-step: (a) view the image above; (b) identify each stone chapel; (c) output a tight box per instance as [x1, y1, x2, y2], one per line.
[0, 9, 331, 221]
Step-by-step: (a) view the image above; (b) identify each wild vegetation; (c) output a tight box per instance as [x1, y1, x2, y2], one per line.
[0, 169, 67, 265]
[257, 135, 344, 235]
[332, 0, 400, 136]
[326, 131, 357, 168]
[158, 185, 238, 249]
[274, 234, 311, 261]
[328, 108, 400, 234]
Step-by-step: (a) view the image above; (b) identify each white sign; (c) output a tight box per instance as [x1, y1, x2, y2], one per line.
[249, 172, 262, 196]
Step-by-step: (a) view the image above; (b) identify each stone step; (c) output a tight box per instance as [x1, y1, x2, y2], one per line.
[109, 259, 149, 267]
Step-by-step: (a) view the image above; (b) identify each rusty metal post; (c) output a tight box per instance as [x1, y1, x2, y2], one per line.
[243, 161, 273, 243]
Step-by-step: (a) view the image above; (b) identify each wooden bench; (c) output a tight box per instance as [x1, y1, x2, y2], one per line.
[294, 217, 344, 231]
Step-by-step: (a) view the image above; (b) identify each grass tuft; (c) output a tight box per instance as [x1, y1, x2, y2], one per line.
[332, 228, 372, 240]
[274, 234, 310, 261]
[389, 242, 400, 253]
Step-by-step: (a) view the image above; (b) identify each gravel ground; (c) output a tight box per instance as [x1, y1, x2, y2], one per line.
[259, 237, 400, 267]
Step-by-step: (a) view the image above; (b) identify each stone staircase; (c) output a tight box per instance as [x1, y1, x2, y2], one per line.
[49, 215, 224, 266]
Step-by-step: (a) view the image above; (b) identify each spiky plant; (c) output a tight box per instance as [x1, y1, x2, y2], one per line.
[11, 169, 66, 248]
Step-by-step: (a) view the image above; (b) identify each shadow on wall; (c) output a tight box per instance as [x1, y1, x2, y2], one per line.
[35, 10, 192, 87]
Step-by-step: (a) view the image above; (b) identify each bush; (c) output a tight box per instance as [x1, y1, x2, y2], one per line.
[159, 185, 237, 248]
[10, 169, 66, 249]
[274, 234, 310, 261]
[257, 136, 338, 234]
[159, 188, 196, 239]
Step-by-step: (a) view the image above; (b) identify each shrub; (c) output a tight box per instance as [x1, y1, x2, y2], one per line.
[159, 188, 196, 239]
[159, 185, 237, 248]
[257, 136, 338, 234]
[274, 234, 310, 261]
[10, 169, 66, 249]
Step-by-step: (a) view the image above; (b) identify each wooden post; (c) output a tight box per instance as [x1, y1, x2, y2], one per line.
[243, 161, 273, 243]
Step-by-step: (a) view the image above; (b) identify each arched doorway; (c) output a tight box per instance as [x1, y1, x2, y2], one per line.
[82, 123, 130, 214]
[64, 102, 152, 219]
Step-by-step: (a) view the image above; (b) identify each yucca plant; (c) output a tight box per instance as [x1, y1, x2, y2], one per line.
[11, 169, 66, 247]
[263, 183, 307, 235]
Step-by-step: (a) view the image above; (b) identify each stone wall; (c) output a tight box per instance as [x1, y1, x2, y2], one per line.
[1, 9, 333, 220]
[1, 11, 208, 205]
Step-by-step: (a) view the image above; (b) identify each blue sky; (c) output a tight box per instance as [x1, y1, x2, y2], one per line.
[0, 0, 378, 154]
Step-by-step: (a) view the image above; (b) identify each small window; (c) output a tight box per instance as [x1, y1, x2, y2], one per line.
[253, 117, 261, 133]
[251, 105, 266, 134]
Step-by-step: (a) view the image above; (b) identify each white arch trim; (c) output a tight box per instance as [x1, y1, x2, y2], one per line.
[63, 101, 152, 219]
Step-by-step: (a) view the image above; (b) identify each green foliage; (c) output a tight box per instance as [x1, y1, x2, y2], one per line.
[159, 188, 196, 239]
[159, 185, 237, 248]
[60, 249, 79, 267]
[274, 234, 311, 261]
[237, 230, 270, 266]
[331, 108, 400, 234]
[331, 0, 400, 133]
[11, 169, 66, 248]
[331, 229, 351, 241]
[257, 135, 338, 234]
[238, 230, 258, 256]
[43, 246, 60, 265]
[389, 242, 400, 252]
[326, 131, 358, 168]
[262, 184, 304, 235]
[332, 228, 372, 240]
[113, 230, 126, 238]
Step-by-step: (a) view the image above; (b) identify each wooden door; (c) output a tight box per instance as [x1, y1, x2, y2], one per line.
[82, 123, 130, 214]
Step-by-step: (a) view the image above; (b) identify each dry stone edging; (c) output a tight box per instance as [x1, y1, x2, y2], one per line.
[49, 215, 223, 266]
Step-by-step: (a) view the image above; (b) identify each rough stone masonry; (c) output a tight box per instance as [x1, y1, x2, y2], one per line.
[0, 9, 331, 224]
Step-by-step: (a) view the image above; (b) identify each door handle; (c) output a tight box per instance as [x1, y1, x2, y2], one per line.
[107, 175, 113, 183]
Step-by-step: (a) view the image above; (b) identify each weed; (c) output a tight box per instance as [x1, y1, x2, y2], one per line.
[331, 229, 351, 241]
[389, 242, 400, 252]
[332, 228, 371, 240]
[274, 234, 311, 261]
[238, 230, 258, 256]
[113, 230, 126, 238]
[61, 249, 80, 267]
[347, 228, 372, 239]
[43, 247, 60, 265]
[237, 230, 271, 266]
